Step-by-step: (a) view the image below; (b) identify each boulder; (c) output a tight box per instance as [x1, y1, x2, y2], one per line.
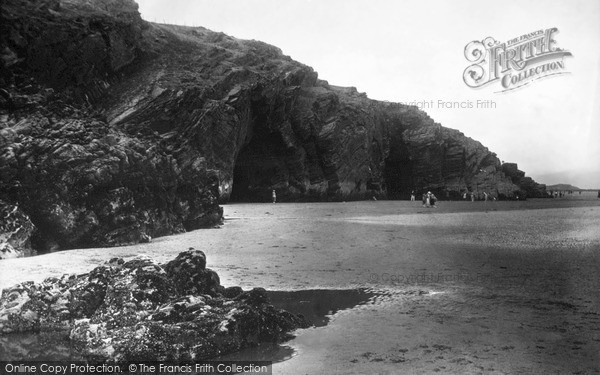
[0, 249, 308, 361]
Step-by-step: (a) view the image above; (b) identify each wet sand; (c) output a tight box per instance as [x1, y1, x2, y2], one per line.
[1, 196, 599, 374]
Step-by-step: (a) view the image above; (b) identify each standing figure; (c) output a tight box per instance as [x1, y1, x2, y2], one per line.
[483, 192, 488, 201]
[426, 191, 431, 207]
[272, 189, 276, 203]
[410, 190, 415, 201]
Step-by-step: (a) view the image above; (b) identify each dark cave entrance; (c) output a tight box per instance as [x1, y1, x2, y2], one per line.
[229, 125, 289, 203]
[384, 142, 414, 200]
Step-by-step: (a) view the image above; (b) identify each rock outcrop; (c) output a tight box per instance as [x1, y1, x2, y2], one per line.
[501, 163, 547, 198]
[0, 0, 545, 254]
[0, 249, 308, 361]
[0, 200, 35, 259]
[1, 0, 223, 252]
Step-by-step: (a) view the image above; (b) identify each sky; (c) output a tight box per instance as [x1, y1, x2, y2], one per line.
[137, 0, 600, 188]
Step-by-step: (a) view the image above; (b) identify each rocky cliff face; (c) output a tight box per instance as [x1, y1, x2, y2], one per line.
[501, 163, 547, 198]
[0, 200, 35, 259]
[0, 0, 545, 254]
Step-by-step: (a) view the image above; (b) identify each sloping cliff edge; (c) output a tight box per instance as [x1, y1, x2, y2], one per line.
[0, 0, 545, 256]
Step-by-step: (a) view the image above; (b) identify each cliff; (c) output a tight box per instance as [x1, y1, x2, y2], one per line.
[0, 0, 545, 255]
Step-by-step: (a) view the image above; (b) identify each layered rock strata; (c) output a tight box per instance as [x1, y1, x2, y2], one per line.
[0, 0, 545, 253]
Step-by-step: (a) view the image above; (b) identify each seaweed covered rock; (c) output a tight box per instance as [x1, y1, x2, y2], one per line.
[163, 248, 223, 296]
[0, 249, 308, 361]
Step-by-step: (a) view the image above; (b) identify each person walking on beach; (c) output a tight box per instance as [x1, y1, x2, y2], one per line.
[422, 193, 427, 207]
[410, 191, 415, 201]
[272, 189, 277, 203]
[471, 192, 475, 202]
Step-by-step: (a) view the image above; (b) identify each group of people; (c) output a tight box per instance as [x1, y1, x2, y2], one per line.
[462, 191, 493, 201]
[410, 189, 496, 206]
[419, 191, 437, 208]
[462, 191, 476, 201]
[410, 190, 437, 207]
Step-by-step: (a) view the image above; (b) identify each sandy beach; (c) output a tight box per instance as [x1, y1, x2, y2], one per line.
[1, 195, 599, 374]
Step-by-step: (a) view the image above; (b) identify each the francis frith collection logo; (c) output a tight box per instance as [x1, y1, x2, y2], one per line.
[463, 27, 572, 92]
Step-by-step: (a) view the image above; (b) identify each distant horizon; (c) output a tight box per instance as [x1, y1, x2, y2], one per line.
[137, 0, 600, 189]
[543, 184, 599, 191]
[530, 171, 600, 190]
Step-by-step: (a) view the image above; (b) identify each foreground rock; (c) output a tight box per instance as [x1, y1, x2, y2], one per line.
[0, 249, 308, 361]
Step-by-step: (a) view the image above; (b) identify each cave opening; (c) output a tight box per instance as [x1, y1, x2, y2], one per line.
[383, 142, 414, 200]
[229, 124, 289, 203]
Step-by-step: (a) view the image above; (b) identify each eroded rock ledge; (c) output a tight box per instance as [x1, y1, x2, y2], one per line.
[0, 249, 308, 361]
